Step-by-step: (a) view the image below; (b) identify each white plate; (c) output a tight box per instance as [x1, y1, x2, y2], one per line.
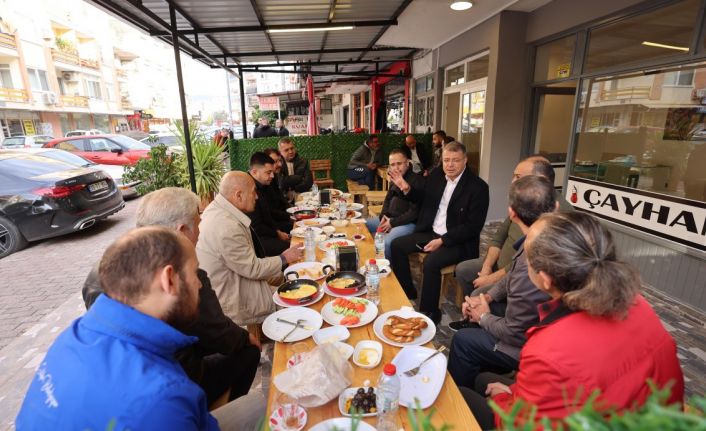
[391, 346, 447, 409]
[313, 325, 350, 345]
[350, 218, 366, 224]
[262, 307, 323, 343]
[321, 298, 378, 328]
[284, 262, 332, 281]
[319, 238, 355, 252]
[359, 265, 392, 278]
[290, 226, 323, 238]
[323, 188, 344, 198]
[309, 418, 377, 431]
[295, 218, 330, 228]
[324, 283, 368, 298]
[287, 205, 316, 214]
[272, 289, 325, 308]
[338, 387, 378, 417]
[347, 203, 364, 211]
[332, 341, 354, 361]
[372, 309, 436, 348]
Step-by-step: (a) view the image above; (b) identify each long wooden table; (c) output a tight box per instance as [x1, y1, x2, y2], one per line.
[267, 222, 480, 430]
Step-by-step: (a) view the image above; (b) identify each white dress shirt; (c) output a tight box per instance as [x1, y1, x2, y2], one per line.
[409, 147, 422, 173]
[432, 169, 465, 236]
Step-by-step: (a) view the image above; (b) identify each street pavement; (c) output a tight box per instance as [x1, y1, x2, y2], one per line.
[0, 197, 140, 429]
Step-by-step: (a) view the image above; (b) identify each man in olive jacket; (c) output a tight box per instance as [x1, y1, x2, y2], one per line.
[347, 135, 385, 189]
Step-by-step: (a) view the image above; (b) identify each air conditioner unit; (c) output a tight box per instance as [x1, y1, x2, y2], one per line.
[62, 72, 78, 81]
[43, 92, 58, 105]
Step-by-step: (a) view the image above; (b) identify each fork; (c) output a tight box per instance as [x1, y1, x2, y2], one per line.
[403, 346, 446, 377]
[280, 318, 304, 343]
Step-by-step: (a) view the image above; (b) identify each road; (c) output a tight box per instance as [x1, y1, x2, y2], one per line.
[0, 198, 140, 350]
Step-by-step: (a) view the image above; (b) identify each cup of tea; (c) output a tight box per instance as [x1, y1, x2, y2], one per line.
[274, 392, 306, 430]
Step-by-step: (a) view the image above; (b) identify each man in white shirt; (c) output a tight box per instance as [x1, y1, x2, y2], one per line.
[388, 142, 489, 324]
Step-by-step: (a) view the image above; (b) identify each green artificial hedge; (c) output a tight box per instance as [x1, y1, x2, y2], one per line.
[228, 133, 433, 191]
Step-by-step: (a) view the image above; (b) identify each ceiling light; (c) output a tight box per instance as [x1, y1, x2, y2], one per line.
[450, 1, 473, 11]
[641, 41, 689, 52]
[267, 26, 354, 34]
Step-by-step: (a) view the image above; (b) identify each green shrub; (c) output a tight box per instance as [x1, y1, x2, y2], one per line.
[123, 145, 184, 195]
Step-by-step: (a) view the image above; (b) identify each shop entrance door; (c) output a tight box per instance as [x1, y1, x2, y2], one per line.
[531, 81, 577, 188]
[443, 92, 459, 139]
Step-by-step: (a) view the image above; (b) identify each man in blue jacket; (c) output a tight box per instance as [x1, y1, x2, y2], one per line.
[16, 227, 260, 430]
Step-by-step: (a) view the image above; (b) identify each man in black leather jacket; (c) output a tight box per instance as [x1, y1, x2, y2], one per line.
[81, 187, 260, 406]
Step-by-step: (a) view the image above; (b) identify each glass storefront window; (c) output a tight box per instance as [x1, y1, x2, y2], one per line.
[572, 63, 706, 202]
[585, 0, 699, 73]
[426, 97, 434, 127]
[466, 56, 489, 82]
[446, 65, 465, 87]
[415, 98, 426, 127]
[534, 35, 575, 82]
[461, 90, 485, 174]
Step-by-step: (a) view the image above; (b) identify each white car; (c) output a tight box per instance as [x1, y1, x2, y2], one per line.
[0, 135, 54, 149]
[65, 129, 104, 137]
[0, 148, 140, 198]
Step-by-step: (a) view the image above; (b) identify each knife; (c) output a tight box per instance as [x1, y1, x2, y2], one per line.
[276, 318, 314, 331]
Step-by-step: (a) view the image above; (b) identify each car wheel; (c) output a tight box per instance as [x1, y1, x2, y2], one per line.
[0, 216, 28, 259]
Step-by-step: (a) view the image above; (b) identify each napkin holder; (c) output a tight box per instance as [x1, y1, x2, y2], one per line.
[336, 246, 358, 272]
[320, 189, 331, 205]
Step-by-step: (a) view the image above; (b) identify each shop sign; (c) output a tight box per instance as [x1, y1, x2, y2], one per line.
[258, 96, 280, 111]
[567, 176, 706, 251]
[556, 63, 571, 79]
[287, 115, 308, 135]
[39, 122, 53, 136]
[22, 120, 35, 135]
[590, 117, 600, 128]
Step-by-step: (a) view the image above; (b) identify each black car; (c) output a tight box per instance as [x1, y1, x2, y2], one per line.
[0, 152, 125, 258]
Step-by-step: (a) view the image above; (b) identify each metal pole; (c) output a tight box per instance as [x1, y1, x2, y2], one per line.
[225, 70, 234, 126]
[169, 4, 197, 193]
[238, 66, 248, 139]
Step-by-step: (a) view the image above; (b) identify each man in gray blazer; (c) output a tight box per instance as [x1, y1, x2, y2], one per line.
[447, 175, 557, 389]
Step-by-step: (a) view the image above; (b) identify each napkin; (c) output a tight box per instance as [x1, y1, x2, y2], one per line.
[273, 343, 353, 407]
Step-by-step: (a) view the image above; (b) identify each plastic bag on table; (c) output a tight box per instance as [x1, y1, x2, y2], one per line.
[273, 342, 353, 408]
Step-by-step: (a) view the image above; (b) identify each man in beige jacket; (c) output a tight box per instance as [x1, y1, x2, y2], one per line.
[197, 172, 302, 326]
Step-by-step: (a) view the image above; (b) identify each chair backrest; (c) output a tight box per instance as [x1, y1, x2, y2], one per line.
[310, 159, 331, 179]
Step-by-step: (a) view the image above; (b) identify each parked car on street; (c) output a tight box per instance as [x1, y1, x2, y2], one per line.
[0, 152, 125, 259]
[64, 129, 104, 137]
[0, 135, 54, 149]
[0, 148, 140, 198]
[44, 135, 151, 166]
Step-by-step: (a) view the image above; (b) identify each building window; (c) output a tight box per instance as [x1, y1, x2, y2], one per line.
[86, 80, 102, 99]
[663, 70, 695, 86]
[446, 65, 465, 87]
[466, 55, 489, 82]
[415, 75, 434, 94]
[585, 0, 699, 73]
[0, 64, 13, 88]
[27, 68, 49, 91]
[572, 63, 706, 202]
[415, 98, 426, 127]
[534, 35, 575, 82]
[426, 96, 434, 127]
[320, 98, 332, 115]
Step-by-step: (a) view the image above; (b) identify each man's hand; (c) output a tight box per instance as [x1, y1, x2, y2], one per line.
[473, 269, 505, 289]
[378, 216, 392, 233]
[276, 230, 290, 242]
[423, 170, 428, 177]
[478, 265, 493, 278]
[281, 245, 303, 264]
[366, 162, 377, 170]
[388, 169, 410, 193]
[423, 238, 443, 253]
[248, 332, 262, 351]
[486, 382, 512, 397]
[469, 293, 491, 322]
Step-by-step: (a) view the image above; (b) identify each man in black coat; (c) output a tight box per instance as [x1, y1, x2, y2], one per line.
[401, 135, 431, 176]
[248, 152, 291, 256]
[275, 119, 290, 137]
[389, 142, 489, 324]
[81, 187, 260, 406]
[278, 137, 314, 201]
[263, 147, 293, 232]
[253, 117, 278, 138]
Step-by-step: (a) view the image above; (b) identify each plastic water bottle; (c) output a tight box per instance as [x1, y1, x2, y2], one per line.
[337, 199, 347, 220]
[374, 228, 385, 259]
[376, 363, 400, 431]
[311, 183, 319, 205]
[366, 259, 380, 305]
[304, 227, 316, 262]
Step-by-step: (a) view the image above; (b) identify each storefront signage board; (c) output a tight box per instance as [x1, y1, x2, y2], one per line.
[258, 96, 280, 111]
[567, 176, 706, 252]
[287, 115, 308, 135]
[22, 120, 35, 135]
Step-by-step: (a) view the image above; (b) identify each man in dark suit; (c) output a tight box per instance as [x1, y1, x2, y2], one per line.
[401, 135, 431, 176]
[248, 152, 290, 256]
[389, 142, 489, 324]
[263, 148, 293, 232]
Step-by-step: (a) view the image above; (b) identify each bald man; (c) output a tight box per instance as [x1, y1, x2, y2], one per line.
[400, 135, 431, 175]
[197, 172, 302, 326]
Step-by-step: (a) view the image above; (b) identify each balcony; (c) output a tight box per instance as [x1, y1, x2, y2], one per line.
[52, 49, 79, 66]
[0, 87, 28, 102]
[0, 32, 16, 50]
[600, 86, 651, 101]
[80, 58, 100, 70]
[60, 95, 89, 107]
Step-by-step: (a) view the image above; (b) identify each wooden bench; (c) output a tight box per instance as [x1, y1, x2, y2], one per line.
[345, 179, 369, 206]
[365, 190, 387, 218]
[310, 159, 334, 189]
